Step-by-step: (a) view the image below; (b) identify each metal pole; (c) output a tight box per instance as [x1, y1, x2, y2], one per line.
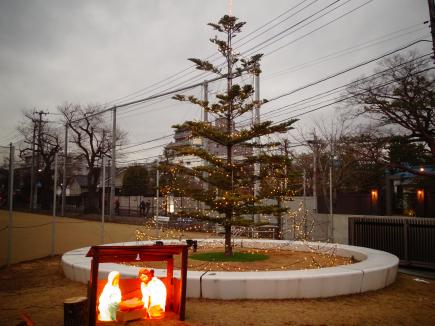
[329, 165, 333, 241]
[51, 152, 58, 256]
[110, 107, 116, 217]
[203, 81, 209, 123]
[7, 143, 14, 266]
[253, 70, 261, 223]
[303, 169, 308, 239]
[156, 167, 160, 217]
[303, 169, 306, 209]
[312, 138, 317, 212]
[427, 0, 435, 63]
[29, 121, 36, 211]
[101, 156, 105, 244]
[202, 82, 209, 213]
[61, 124, 68, 216]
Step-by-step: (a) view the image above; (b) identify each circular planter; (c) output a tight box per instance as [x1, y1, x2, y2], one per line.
[62, 239, 398, 299]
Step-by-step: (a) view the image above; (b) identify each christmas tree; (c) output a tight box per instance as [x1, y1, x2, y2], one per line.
[165, 15, 297, 255]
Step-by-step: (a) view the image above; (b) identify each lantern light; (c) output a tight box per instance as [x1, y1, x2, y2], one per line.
[417, 189, 424, 201]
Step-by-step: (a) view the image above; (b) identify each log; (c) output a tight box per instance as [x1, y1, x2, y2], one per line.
[64, 296, 88, 326]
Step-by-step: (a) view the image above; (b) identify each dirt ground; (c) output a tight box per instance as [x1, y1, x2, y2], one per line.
[1, 211, 435, 325]
[0, 256, 434, 326]
[132, 248, 353, 272]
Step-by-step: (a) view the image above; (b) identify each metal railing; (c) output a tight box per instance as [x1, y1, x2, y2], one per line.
[349, 216, 435, 269]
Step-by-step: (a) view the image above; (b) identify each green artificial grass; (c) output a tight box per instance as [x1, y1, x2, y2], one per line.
[190, 251, 269, 262]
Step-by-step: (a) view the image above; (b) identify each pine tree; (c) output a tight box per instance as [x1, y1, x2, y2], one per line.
[165, 15, 297, 255]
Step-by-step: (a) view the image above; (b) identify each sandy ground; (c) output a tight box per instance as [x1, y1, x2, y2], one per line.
[1, 211, 435, 325]
[133, 248, 353, 272]
[0, 256, 434, 325]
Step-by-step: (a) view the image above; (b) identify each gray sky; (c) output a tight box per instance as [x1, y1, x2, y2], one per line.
[0, 0, 431, 163]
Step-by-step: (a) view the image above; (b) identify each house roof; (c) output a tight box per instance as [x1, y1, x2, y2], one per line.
[73, 175, 88, 187]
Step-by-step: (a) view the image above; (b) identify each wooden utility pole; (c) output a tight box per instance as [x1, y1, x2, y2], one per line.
[428, 0, 435, 62]
[34, 110, 48, 209]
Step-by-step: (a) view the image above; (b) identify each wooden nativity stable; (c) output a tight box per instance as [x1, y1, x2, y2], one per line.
[86, 244, 188, 326]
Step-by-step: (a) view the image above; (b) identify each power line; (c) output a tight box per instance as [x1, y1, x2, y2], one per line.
[267, 39, 432, 102]
[263, 24, 428, 80]
[262, 0, 374, 57]
[243, 53, 433, 124]
[273, 66, 435, 122]
[242, 0, 346, 56]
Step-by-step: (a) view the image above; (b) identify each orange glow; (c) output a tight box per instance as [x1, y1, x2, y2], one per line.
[98, 271, 122, 321]
[417, 189, 424, 201]
[139, 268, 167, 319]
[371, 189, 378, 202]
[98, 269, 167, 321]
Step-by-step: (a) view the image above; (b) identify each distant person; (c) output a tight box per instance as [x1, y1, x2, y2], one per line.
[115, 199, 120, 215]
[139, 200, 146, 216]
[145, 201, 151, 217]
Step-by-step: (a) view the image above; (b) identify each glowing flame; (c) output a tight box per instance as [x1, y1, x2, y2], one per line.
[139, 269, 167, 319]
[98, 271, 122, 321]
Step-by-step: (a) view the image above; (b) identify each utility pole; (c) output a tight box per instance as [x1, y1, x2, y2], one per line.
[303, 169, 306, 209]
[312, 135, 317, 213]
[253, 68, 261, 224]
[428, 0, 435, 62]
[7, 143, 14, 266]
[329, 136, 334, 242]
[329, 165, 333, 240]
[101, 155, 105, 244]
[61, 124, 68, 216]
[51, 152, 58, 256]
[156, 166, 160, 217]
[307, 135, 318, 213]
[203, 81, 209, 123]
[29, 119, 36, 211]
[202, 81, 209, 213]
[281, 139, 290, 239]
[110, 107, 117, 217]
[34, 110, 48, 210]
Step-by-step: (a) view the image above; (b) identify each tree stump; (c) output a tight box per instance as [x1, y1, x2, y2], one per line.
[64, 296, 88, 326]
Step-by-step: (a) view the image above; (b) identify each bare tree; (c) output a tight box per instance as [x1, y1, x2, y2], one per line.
[59, 103, 125, 213]
[296, 115, 387, 212]
[18, 111, 61, 209]
[346, 52, 435, 175]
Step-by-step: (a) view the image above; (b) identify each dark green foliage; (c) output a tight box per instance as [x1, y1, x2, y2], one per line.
[122, 165, 149, 196]
[388, 135, 431, 167]
[190, 251, 269, 262]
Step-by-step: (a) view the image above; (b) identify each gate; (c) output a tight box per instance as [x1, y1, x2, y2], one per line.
[348, 216, 435, 269]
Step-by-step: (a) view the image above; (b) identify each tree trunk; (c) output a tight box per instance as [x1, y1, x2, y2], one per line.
[85, 168, 100, 213]
[224, 222, 232, 256]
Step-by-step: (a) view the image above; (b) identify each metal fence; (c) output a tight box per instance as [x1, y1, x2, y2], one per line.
[348, 216, 435, 269]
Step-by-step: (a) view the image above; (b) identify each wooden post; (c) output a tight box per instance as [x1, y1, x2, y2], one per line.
[167, 257, 174, 311]
[64, 296, 88, 326]
[88, 252, 99, 326]
[180, 247, 188, 321]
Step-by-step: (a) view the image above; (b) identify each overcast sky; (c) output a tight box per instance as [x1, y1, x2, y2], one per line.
[0, 0, 431, 163]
